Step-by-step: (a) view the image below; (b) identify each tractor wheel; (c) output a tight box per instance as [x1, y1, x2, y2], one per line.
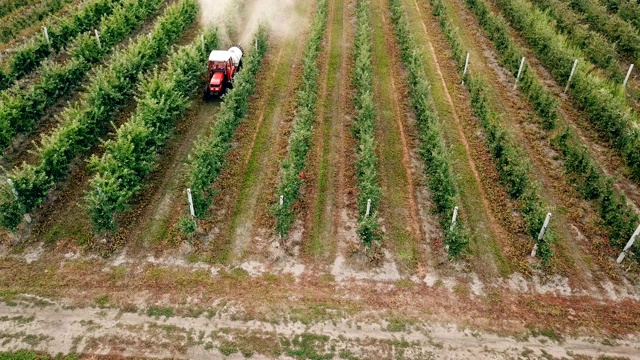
[203, 85, 210, 100]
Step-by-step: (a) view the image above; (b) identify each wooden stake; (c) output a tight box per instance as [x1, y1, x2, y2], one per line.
[94, 30, 101, 48]
[279, 195, 284, 207]
[43, 27, 50, 44]
[187, 188, 195, 218]
[450, 206, 458, 231]
[538, 213, 552, 241]
[616, 224, 640, 264]
[462, 53, 470, 85]
[365, 199, 372, 217]
[514, 57, 525, 90]
[532, 213, 552, 257]
[623, 64, 634, 88]
[564, 59, 578, 93]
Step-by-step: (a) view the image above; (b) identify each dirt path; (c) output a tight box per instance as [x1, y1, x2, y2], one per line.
[129, 99, 222, 248]
[1, 297, 640, 358]
[224, 44, 292, 261]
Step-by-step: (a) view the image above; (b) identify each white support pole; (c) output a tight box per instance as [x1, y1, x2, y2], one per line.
[514, 57, 525, 90]
[255, 38, 258, 52]
[450, 206, 458, 231]
[148, 32, 152, 40]
[538, 212, 552, 241]
[6, 179, 17, 199]
[531, 213, 552, 257]
[186, 188, 195, 218]
[564, 59, 578, 93]
[623, 64, 634, 88]
[43, 27, 50, 44]
[616, 224, 640, 264]
[365, 199, 372, 217]
[201, 34, 205, 52]
[94, 30, 101, 48]
[461, 53, 470, 85]
[279, 195, 284, 207]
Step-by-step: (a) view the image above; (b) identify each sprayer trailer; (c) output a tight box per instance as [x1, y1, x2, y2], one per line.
[204, 46, 243, 99]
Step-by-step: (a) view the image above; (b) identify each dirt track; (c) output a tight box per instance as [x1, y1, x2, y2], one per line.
[1, 298, 639, 359]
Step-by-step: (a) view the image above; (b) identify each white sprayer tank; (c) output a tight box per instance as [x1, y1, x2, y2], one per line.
[228, 46, 243, 66]
[208, 47, 243, 66]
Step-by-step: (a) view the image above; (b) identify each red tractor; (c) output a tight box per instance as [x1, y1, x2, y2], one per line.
[204, 45, 243, 99]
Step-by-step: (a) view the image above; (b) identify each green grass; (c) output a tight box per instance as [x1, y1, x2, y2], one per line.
[147, 306, 174, 318]
[94, 295, 109, 308]
[0, 350, 78, 360]
[41, 218, 92, 246]
[286, 333, 333, 360]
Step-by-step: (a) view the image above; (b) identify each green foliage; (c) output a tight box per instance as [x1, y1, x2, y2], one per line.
[615, 0, 640, 32]
[350, 0, 382, 246]
[0, 0, 75, 43]
[494, 0, 640, 181]
[0, 0, 121, 91]
[532, 0, 622, 81]
[0, 0, 164, 151]
[0, 0, 39, 18]
[146, 306, 174, 317]
[0, 350, 78, 360]
[0, 0, 197, 231]
[567, 0, 640, 61]
[551, 131, 639, 249]
[388, 0, 468, 257]
[464, 0, 558, 129]
[187, 27, 269, 218]
[0, 179, 24, 231]
[86, 28, 218, 231]
[176, 214, 197, 235]
[272, 0, 328, 238]
[431, 0, 553, 265]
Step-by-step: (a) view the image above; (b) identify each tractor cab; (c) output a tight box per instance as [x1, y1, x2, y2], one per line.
[205, 47, 243, 99]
